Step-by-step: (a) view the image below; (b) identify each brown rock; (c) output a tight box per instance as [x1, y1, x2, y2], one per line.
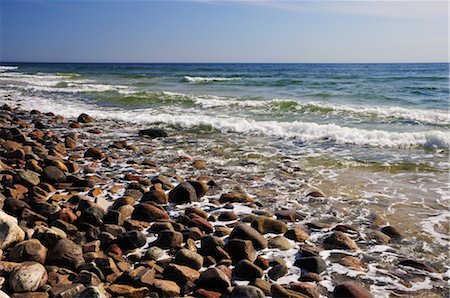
[323, 231, 359, 250]
[131, 203, 169, 222]
[9, 239, 47, 264]
[333, 281, 373, 298]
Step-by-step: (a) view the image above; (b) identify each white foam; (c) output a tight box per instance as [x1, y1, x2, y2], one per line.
[183, 75, 241, 83]
[0, 66, 18, 72]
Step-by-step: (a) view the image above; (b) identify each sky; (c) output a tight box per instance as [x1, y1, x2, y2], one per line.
[0, 0, 448, 63]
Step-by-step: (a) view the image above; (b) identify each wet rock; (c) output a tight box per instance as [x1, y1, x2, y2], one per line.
[234, 259, 263, 280]
[197, 268, 231, 293]
[74, 270, 102, 286]
[333, 281, 373, 298]
[84, 148, 105, 160]
[47, 239, 85, 270]
[144, 246, 164, 260]
[139, 127, 168, 138]
[42, 166, 66, 184]
[268, 264, 288, 281]
[230, 285, 265, 298]
[174, 248, 203, 270]
[289, 282, 320, 298]
[168, 182, 197, 204]
[298, 272, 322, 282]
[339, 256, 366, 272]
[323, 231, 359, 250]
[187, 180, 209, 198]
[9, 261, 48, 293]
[152, 279, 180, 297]
[9, 239, 47, 264]
[16, 170, 40, 187]
[117, 230, 146, 252]
[107, 284, 149, 298]
[225, 239, 256, 264]
[218, 211, 239, 221]
[219, 191, 250, 203]
[77, 113, 93, 123]
[78, 206, 104, 227]
[369, 212, 386, 227]
[276, 210, 306, 222]
[50, 283, 86, 297]
[366, 230, 391, 244]
[151, 175, 173, 190]
[285, 228, 309, 242]
[131, 203, 169, 222]
[163, 263, 200, 286]
[155, 230, 183, 249]
[141, 184, 167, 204]
[0, 210, 25, 250]
[249, 278, 271, 295]
[251, 216, 288, 234]
[268, 236, 293, 250]
[229, 224, 268, 250]
[294, 256, 327, 274]
[77, 285, 108, 298]
[398, 259, 437, 273]
[381, 226, 403, 240]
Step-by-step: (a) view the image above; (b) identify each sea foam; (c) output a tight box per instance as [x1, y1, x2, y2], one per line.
[183, 75, 241, 83]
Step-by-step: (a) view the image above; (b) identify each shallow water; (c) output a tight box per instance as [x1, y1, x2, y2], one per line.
[0, 63, 449, 295]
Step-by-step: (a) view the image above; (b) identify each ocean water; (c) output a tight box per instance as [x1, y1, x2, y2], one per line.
[0, 63, 449, 294]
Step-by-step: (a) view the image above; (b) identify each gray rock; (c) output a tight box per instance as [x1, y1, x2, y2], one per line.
[8, 261, 48, 292]
[47, 239, 85, 270]
[174, 248, 204, 270]
[0, 210, 25, 250]
[230, 285, 265, 298]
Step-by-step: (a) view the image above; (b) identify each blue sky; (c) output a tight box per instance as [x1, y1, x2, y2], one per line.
[1, 0, 448, 63]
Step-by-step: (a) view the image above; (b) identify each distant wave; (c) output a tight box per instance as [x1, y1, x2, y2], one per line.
[0, 66, 18, 72]
[183, 76, 241, 83]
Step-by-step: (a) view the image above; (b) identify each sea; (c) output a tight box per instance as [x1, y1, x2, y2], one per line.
[0, 63, 449, 295]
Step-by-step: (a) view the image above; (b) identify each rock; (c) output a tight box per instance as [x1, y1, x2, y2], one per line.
[219, 191, 250, 203]
[276, 210, 306, 222]
[298, 272, 322, 282]
[366, 230, 391, 244]
[151, 175, 173, 190]
[197, 268, 231, 293]
[9, 239, 47, 264]
[381, 226, 403, 240]
[163, 263, 200, 286]
[339, 256, 366, 272]
[78, 206, 104, 227]
[75, 270, 102, 286]
[116, 230, 146, 252]
[16, 170, 40, 187]
[398, 259, 437, 273]
[194, 288, 222, 298]
[138, 127, 168, 138]
[77, 113, 93, 123]
[131, 203, 169, 222]
[141, 184, 167, 204]
[234, 259, 263, 280]
[47, 239, 85, 270]
[49, 283, 86, 298]
[230, 285, 265, 298]
[168, 182, 197, 204]
[289, 282, 320, 298]
[268, 236, 293, 250]
[271, 284, 309, 298]
[144, 246, 164, 261]
[187, 180, 209, 198]
[369, 212, 386, 227]
[251, 216, 288, 234]
[333, 281, 373, 298]
[229, 224, 268, 250]
[218, 211, 239, 221]
[285, 228, 309, 242]
[174, 248, 203, 270]
[155, 230, 183, 249]
[294, 256, 327, 274]
[0, 210, 25, 250]
[152, 279, 181, 297]
[192, 160, 207, 169]
[107, 284, 149, 298]
[323, 231, 359, 250]
[84, 148, 104, 160]
[268, 264, 288, 281]
[42, 166, 66, 184]
[8, 261, 48, 293]
[249, 278, 272, 295]
[225, 239, 256, 264]
[77, 285, 108, 298]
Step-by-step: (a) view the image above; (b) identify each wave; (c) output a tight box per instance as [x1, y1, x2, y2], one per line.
[0, 66, 18, 72]
[183, 76, 241, 83]
[5, 96, 449, 149]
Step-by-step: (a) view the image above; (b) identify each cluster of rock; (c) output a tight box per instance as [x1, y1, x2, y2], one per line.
[0, 105, 439, 297]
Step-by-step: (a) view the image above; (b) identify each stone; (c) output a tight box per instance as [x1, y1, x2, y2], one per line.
[9, 239, 47, 264]
[144, 246, 164, 260]
[168, 182, 197, 204]
[339, 256, 366, 272]
[229, 224, 268, 250]
[131, 203, 169, 222]
[194, 288, 222, 298]
[42, 166, 66, 184]
[0, 210, 25, 250]
[163, 263, 200, 286]
[324, 231, 359, 250]
[107, 284, 149, 298]
[276, 210, 306, 222]
[138, 127, 168, 138]
[366, 230, 391, 244]
[49, 284, 86, 298]
[225, 239, 256, 264]
[77, 113, 93, 123]
[289, 282, 320, 298]
[74, 270, 102, 286]
[174, 248, 203, 270]
[219, 191, 250, 203]
[398, 259, 437, 273]
[47, 239, 85, 270]
[251, 216, 288, 234]
[151, 175, 173, 190]
[284, 228, 309, 242]
[218, 211, 239, 221]
[381, 226, 403, 240]
[187, 213, 213, 234]
[77, 285, 108, 298]
[141, 184, 167, 204]
[116, 230, 146, 252]
[294, 256, 327, 274]
[78, 206, 104, 227]
[16, 170, 40, 187]
[230, 285, 265, 298]
[155, 230, 183, 249]
[271, 284, 309, 298]
[268, 264, 288, 281]
[84, 148, 104, 160]
[234, 259, 263, 280]
[197, 268, 231, 293]
[187, 180, 209, 198]
[249, 278, 272, 295]
[8, 261, 48, 293]
[268, 236, 293, 250]
[152, 279, 181, 297]
[333, 281, 374, 298]
[298, 272, 322, 282]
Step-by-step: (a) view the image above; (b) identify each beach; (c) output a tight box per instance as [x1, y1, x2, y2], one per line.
[0, 95, 448, 297]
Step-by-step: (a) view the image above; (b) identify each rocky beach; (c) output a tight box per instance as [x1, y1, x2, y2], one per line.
[0, 101, 448, 298]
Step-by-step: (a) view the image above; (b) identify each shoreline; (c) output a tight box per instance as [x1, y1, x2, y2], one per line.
[0, 103, 448, 297]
